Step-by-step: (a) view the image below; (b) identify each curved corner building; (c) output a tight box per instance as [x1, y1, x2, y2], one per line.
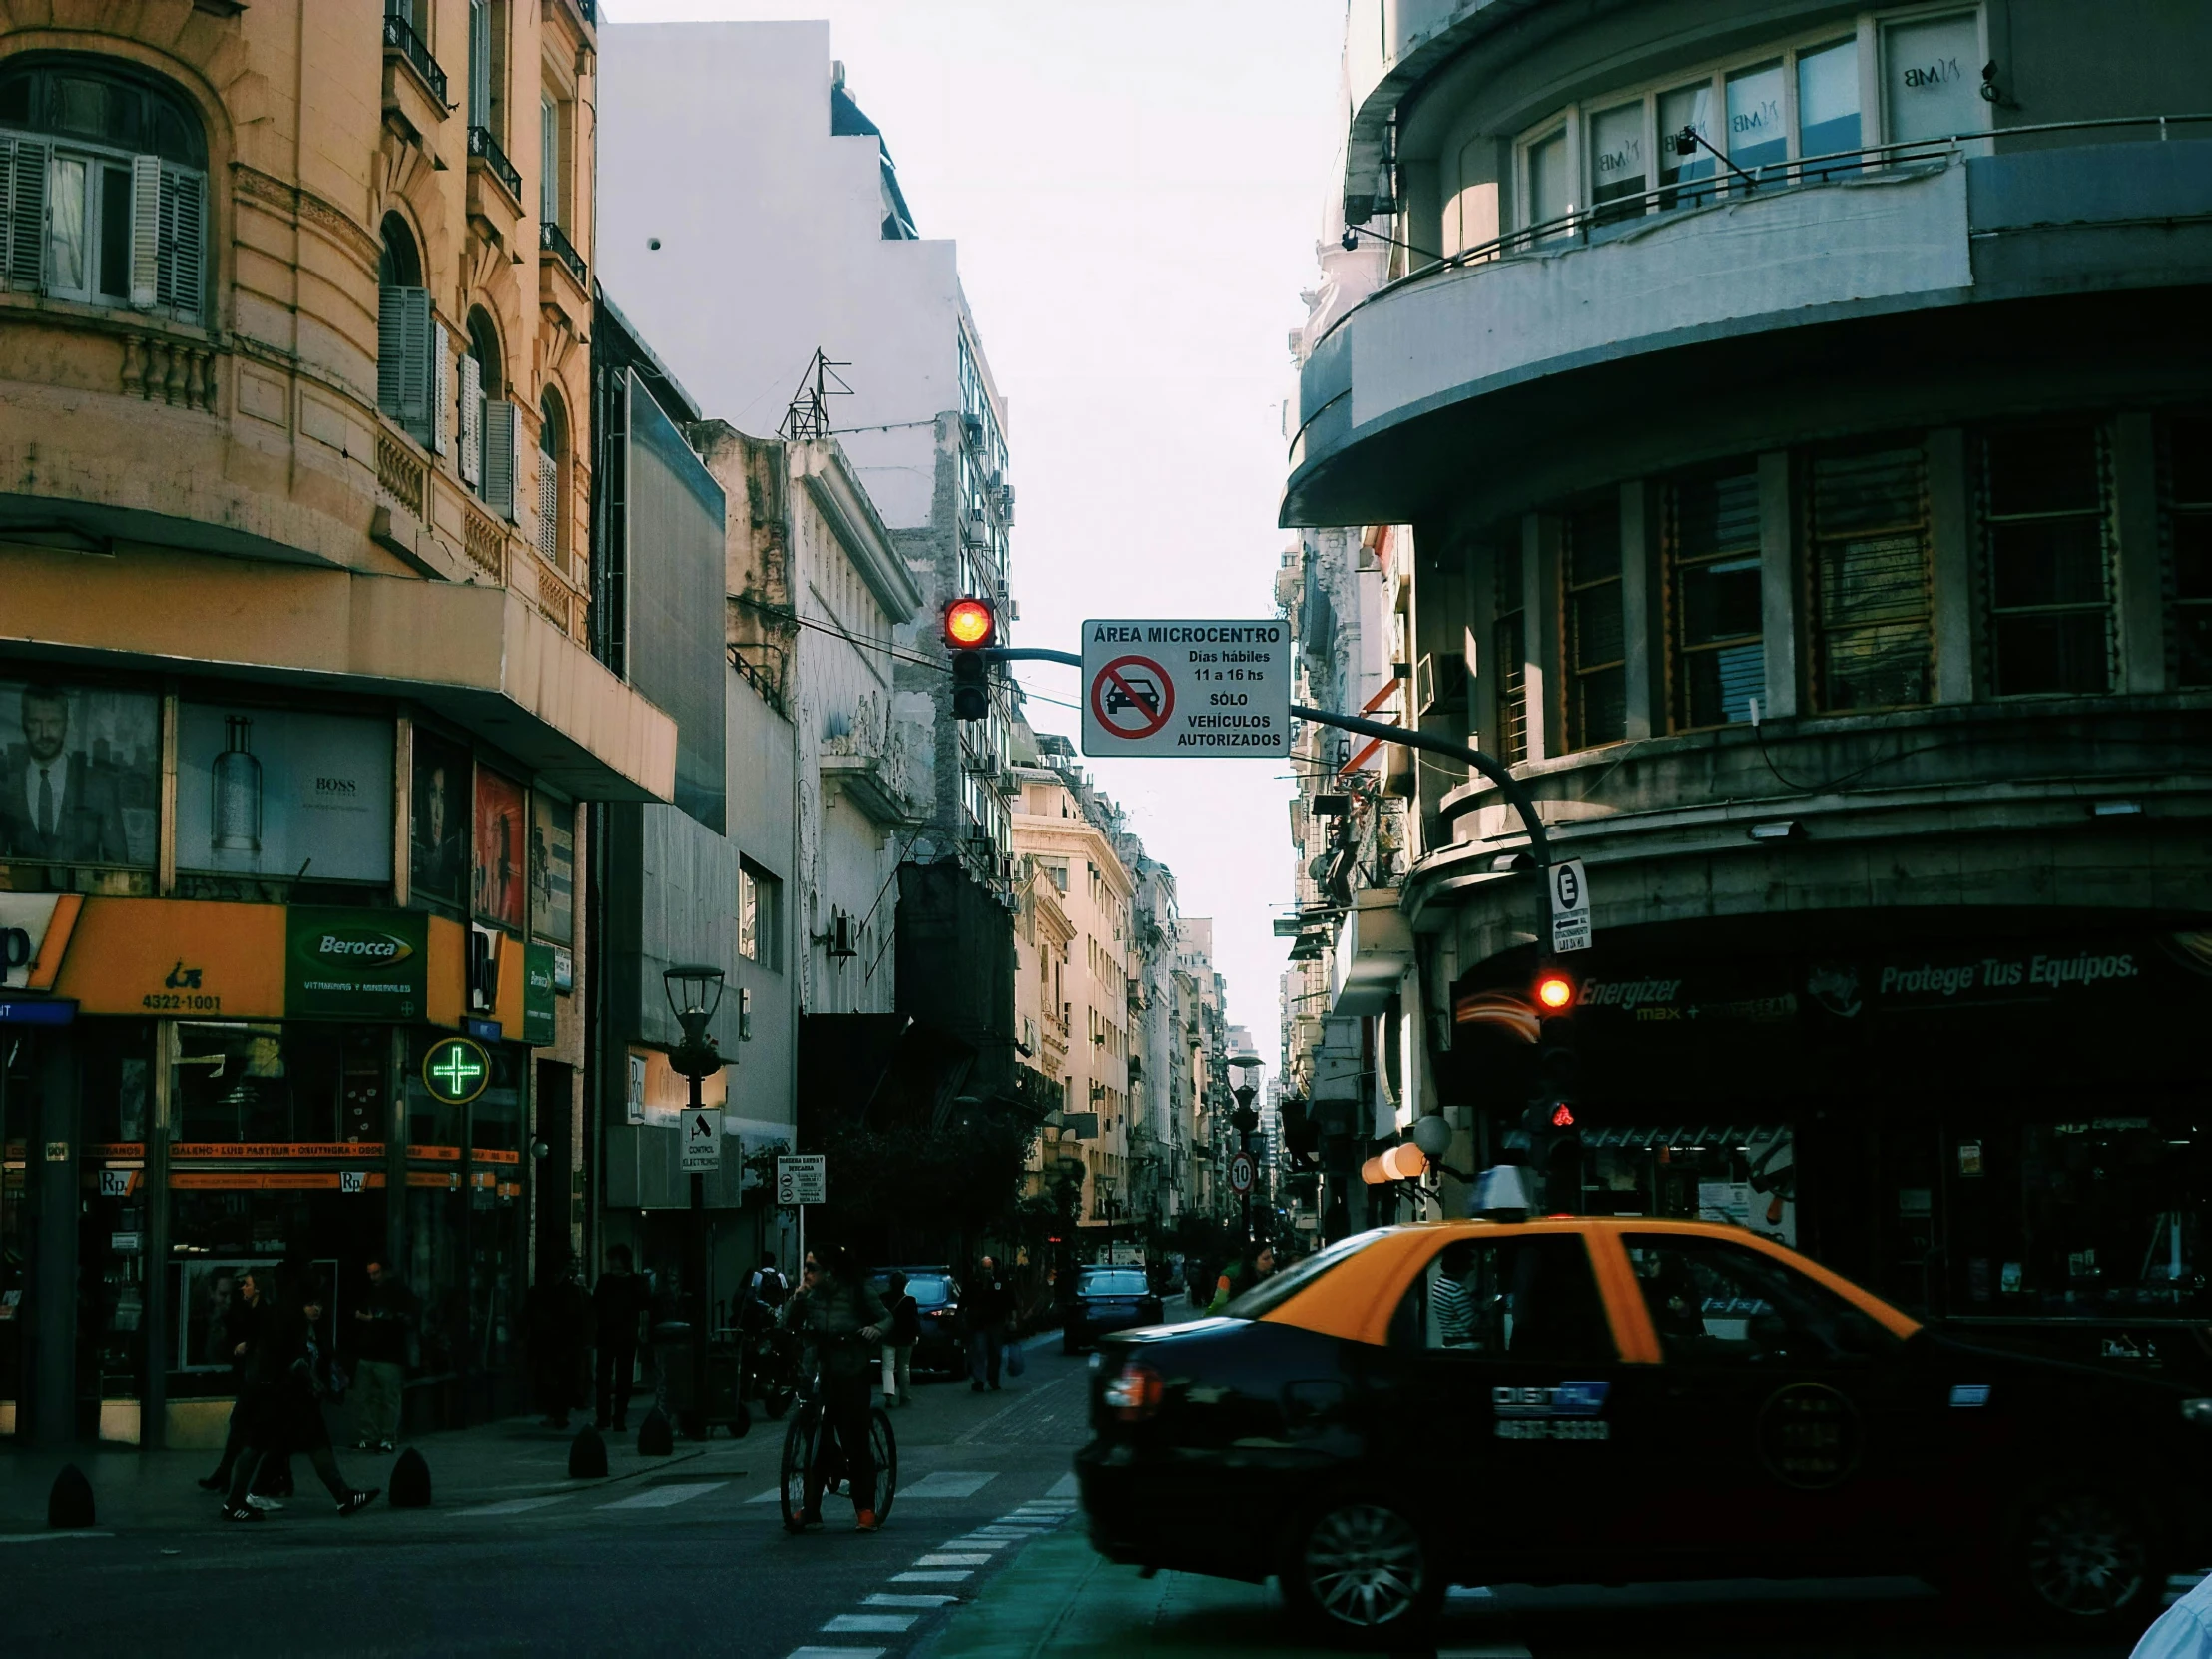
[1282, 0, 2212, 1371]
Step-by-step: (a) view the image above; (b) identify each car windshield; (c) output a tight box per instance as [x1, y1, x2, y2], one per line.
[1220, 1229, 1389, 1320]
[907, 1275, 953, 1307]
[1081, 1270, 1149, 1296]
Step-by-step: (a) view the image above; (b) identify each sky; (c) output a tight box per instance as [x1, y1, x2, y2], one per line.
[608, 0, 1350, 1067]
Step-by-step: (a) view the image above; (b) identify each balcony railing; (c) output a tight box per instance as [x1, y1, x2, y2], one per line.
[467, 126, 523, 204]
[380, 14, 449, 105]
[541, 220, 588, 285]
[1309, 111, 2212, 370]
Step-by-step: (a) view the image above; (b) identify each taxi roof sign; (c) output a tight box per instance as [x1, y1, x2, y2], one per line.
[1080, 620, 1290, 758]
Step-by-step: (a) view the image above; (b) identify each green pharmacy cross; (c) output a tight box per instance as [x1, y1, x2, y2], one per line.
[423, 1036, 492, 1105]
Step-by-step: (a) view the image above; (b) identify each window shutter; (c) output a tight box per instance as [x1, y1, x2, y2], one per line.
[157, 164, 205, 321]
[458, 352, 483, 486]
[129, 156, 160, 308]
[540, 96, 559, 224]
[5, 137, 49, 291]
[376, 286, 436, 449]
[482, 397, 517, 518]
[433, 321, 452, 455]
[468, 0, 492, 129]
[537, 445, 560, 559]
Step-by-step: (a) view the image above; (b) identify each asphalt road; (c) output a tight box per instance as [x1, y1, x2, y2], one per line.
[0, 1343, 2160, 1658]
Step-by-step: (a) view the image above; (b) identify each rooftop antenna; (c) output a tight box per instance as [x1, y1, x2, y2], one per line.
[781, 348, 852, 441]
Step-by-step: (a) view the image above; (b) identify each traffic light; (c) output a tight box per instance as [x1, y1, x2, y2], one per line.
[1529, 964, 1582, 1212]
[942, 597, 996, 721]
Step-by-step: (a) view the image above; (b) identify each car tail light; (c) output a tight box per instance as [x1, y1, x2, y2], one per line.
[1104, 1360, 1163, 1420]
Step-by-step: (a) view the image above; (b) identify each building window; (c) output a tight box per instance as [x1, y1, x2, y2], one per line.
[460, 309, 517, 516]
[0, 56, 207, 323]
[1882, 11, 1983, 144]
[1980, 424, 2113, 697]
[1562, 497, 1626, 749]
[540, 93, 563, 226]
[1809, 444, 1933, 710]
[1492, 540, 1530, 762]
[537, 390, 566, 564]
[2170, 416, 2212, 689]
[1666, 466, 1764, 729]
[738, 860, 782, 971]
[376, 215, 446, 454]
[1526, 124, 1572, 235]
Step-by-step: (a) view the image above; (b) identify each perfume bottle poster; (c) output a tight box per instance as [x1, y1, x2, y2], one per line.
[175, 705, 394, 880]
[473, 766, 527, 931]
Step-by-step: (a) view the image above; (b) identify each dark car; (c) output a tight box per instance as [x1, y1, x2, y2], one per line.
[870, 1266, 964, 1376]
[1077, 1217, 2212, 1645]
[1062, 1265, 1164, 1355]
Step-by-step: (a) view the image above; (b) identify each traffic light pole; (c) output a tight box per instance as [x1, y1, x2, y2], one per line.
[979, 648, 1558, 950]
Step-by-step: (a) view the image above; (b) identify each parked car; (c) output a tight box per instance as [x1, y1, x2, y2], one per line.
[1077, 1217, 2212, 1645]
[1062, 1265, 1164, 1354]
[870, 1265, 964, 1376]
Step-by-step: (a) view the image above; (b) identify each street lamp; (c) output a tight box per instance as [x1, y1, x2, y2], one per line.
[663, 963, 725, 1439]
[1227, 1055, 1263, 1246]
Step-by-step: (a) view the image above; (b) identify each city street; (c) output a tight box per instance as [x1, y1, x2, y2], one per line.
[0, 1340, 2166, 1658]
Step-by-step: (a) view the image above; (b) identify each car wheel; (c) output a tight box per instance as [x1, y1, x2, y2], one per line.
[1282, 1496, 1441, 1646]
[2012, 1489, 2159, 1627]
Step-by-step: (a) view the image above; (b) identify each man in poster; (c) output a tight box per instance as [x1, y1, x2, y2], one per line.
[0, 683, 129, 863]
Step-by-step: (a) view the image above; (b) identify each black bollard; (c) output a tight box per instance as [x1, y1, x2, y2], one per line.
[637, 1410, 673, 1457]
[387, 1446, 433, 1509]
[47, 1464, 94, 1529]
[568, 1426, 608, 1479]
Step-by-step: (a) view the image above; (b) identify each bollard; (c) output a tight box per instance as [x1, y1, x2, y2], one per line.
[47, 1464, 94, 1529]
[387, 1446, 433, 1508]
[569, 1426, 608, 1479]
[637, 1410, 673, 1457]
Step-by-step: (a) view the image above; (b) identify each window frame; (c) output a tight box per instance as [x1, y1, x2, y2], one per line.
[2164, 413, 2212, 691]
[1805, 440, 1936, 713]
[1663, 464, 1767, 733]
[1977, 421, 2118, 700]
[1508, 5, 1984, 237]
[738, 858, 784, 973]
[1560, 498, 1628, 751]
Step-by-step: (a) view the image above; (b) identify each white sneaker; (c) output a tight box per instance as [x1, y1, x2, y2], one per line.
[246, 1494, 284, 1511]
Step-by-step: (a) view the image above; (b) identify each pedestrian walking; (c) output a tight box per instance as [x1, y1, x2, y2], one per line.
[221, 1280, 378, 1522]
[879, 1269, 918, 1406]
[1206, 1243, 1277, 1315]
[349, 1257, 415, 1453]
[527, 1257, 592, 1430]
[965, 1255, 1011, 1392]
[197, 1266, 266, 1492]
[592, 1244, 650, 1433]
[784, 1243, 887, 1532]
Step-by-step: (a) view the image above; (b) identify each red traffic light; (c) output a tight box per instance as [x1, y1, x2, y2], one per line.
[1535, 971, 1575, 1012]
[944, 597, 996, 649]
[1550, 1102, 1576, 1129]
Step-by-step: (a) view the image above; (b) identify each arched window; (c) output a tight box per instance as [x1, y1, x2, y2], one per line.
[378, 213, 421, 288]
[376, 213, 439, 450]
[0, 54, 207, 322]
[460, 307, 520, 518]
[537, 389, 567, 565]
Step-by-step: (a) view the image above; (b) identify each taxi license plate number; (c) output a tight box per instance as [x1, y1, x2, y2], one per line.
[1494, 1418, 1609, 1441]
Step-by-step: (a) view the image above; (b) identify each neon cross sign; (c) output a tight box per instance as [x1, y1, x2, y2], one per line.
[423, 1036, 491, 1105]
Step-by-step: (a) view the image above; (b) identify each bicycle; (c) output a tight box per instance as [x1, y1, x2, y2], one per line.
[779, 1373, 898, 1532]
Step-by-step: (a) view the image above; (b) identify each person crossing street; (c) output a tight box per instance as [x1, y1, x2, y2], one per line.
[783, 1244, 887, 1532]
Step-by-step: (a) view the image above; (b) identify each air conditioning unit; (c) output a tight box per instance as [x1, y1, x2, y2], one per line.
[961, 413, 984, 443]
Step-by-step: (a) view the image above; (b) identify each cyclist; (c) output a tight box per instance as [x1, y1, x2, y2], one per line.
[784, 1243, 888, 1532]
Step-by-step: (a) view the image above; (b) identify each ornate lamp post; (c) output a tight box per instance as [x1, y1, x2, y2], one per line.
[1228, 1054, 1263, 1247]
[663, 963, 724, 1436]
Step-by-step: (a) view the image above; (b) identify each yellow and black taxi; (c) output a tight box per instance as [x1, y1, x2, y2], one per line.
[1076, 1217, 2212, 1643]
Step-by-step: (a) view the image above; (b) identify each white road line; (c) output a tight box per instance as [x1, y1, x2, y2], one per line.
[745, 1486, 786, 1503]
[823, 1614, 918, 1634]
[1046, 1474, 1079, 1498]
[897, 1471, 997, 1499]
[863, 1594, 957, 1608]
[598, 1481, 729, 1510]
[458, 1495, 572, 1516]
[0, 1531, 113, 1543]
[913, 1553, 992, 1566]
[1435, 1646, 1532, 1658]
[938, 1537, 1011, 1550]
[786, 1648, 885, 1659]
[890, 1569, 972, 1583]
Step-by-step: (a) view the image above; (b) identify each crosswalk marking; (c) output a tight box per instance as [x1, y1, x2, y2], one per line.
[890, 1569, 971, 1583]
[898, 1471, 997, 1499]
[938, 1537, 1011, 1550]
[863, 1594, 957, 1608]
[746, 1486, 787, 1503]
[458, 1495, 571, 1516]
[1046, 1473, 1079, 1498]
[913, 1553, 992, 1567]
[823, 1614, 918, 1634]
[598, 1482, 728, 1510]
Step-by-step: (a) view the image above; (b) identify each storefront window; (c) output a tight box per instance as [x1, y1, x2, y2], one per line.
[176, 1023, 346, 1144]
[0, 677, 158, 895]
[0, 1029, 38, 1420]
[167, 1191, 377, 1397]
[1580, 1125, 1798, 1248]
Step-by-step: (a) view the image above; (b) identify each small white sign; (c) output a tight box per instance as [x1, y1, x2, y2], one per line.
[776, 1154, 827, 1206]
[1080, 620, 1291, 758]
[681, 1108, 722, 1172]
[340, 1169, 366, 1194]
[97, 1168, 134, 1199]
[1549, 858, 1592, 953]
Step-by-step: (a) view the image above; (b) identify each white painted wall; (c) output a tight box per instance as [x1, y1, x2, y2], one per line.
[599, 22, 971, 530]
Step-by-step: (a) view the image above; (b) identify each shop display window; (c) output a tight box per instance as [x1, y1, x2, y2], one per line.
[1946, 1113, 2211, 1321]
[0, 1028, 40, 1416]
[1577, 1125, 1797, 1248]
[166, 1189, 379, 1398]
[175, 1023, 386, 1145]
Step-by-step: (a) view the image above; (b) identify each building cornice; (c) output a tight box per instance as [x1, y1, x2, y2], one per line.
[794, 439, 922, 623]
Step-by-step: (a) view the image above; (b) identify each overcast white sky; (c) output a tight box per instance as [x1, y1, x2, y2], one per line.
[609, 0, 1349, 1066]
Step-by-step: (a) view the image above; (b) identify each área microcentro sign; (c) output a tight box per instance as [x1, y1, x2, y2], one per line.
[1080, 619, 1290, 758]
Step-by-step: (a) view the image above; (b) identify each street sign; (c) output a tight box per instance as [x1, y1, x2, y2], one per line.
[1548, 858, 1592, 953]
[1228, 1151, 1256, 1195]
[776, 1154, 826, 1206]
[1080, 620, 1290, 758]
[681, 1108, 722, 1173]
[339, 1170, 366, 1194]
